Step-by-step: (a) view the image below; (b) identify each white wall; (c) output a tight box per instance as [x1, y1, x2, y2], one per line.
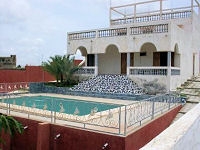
[170, 76, 182, 91]
[140, 103, 200, 150]
[129, 75, 167, 88]
[98, 45, 121, 74]
[134, 52, 154, 67]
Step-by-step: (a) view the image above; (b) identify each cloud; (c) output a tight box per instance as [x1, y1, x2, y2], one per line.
[17, 38, 45, 47]
[0, 0, 31, 24]
[0, 0, 191, 66]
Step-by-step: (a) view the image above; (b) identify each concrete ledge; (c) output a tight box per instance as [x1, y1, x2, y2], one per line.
[140, 103, 200, 150]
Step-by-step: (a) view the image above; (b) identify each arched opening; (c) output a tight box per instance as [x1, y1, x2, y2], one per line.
[172, 44, 180, 67]
[74, 46, 87, 66]
[134, 42, 157, 66]
[98, 44, 121, 74]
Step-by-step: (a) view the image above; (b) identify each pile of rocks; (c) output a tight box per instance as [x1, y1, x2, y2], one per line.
[70, 75, 144, 95]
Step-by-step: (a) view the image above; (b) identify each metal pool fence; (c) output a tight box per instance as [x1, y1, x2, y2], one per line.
[0, 82, 30, 93]
[0, 92, 183, 136]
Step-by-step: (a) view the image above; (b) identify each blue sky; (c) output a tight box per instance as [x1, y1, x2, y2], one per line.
[0, 0, 192, 66]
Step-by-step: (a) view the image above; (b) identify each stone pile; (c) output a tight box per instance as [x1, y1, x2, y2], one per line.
[70, 75, 144, 95]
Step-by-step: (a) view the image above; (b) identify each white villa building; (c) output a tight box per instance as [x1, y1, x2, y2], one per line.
[67, 0, 200, 91]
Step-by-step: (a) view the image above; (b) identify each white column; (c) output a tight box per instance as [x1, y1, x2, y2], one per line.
[167, 52, 171, 91]
[95, 54, 98, 76]
[160, 0, 163, 20]
[191, 0, 194, 19]
[134, 5, 137, 21]
[127, 53, 130, 76]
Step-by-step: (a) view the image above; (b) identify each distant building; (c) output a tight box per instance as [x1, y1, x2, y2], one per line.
[0, 55, 16, 69]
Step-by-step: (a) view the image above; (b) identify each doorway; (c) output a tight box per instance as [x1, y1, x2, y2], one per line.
[121, 53, 127, 74]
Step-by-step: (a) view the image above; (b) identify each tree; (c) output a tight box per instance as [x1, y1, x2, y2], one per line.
[42, 55, 79, 84]
[63, 55, 79, 84]
[16, 65, 21, 69]
[0, 113, 24, 147]
[42, 55, 64, 83]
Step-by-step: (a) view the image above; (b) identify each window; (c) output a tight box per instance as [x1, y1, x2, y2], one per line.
[140, 52, 146, 56]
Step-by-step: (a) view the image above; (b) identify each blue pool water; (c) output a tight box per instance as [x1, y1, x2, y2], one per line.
[0, 96, 121, 116]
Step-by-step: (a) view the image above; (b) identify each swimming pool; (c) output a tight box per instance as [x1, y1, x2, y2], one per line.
[0, 96, 122, 116]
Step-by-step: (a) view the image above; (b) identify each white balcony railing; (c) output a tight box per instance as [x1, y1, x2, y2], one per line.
[111, 10, 191, 25]
[98, 28, 127, 38]
[131, 24, 168, 35]
[129, 67, 181, 76]
[171, 67, 181, 75]
[129, 67, 168, 76]
[68, 31, 96, 40]
[75, 67, 97, 75]
[68, 24, 168, 41]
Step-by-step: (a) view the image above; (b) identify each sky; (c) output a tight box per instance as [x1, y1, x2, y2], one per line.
[0, 0, 193, 66]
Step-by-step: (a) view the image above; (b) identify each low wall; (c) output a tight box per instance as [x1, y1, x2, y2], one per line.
[141, 103, 200, 150]
[0, 105, 181, 150]
[125, 105, 182, 150]
[0, 66, 55, 83]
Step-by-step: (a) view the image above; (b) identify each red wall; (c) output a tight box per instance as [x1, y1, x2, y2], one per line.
[74, 60, 83, 66]
[0, 105, 182, 150]
[125, 105, 182, 150]
[0, 66, 55, 83]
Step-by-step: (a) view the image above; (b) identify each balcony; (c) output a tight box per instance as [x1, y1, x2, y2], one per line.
[68, 24, 168, 41]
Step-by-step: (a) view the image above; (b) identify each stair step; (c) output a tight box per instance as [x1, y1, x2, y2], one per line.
[172, 76, 200, 124]
[188, 80, 200, 82]
[186, 97, 200, 103]
[179, 103, 196, 114]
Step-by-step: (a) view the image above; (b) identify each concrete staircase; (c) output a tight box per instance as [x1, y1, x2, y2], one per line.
[70, 74, 144, 95]
[172, 76, 200, 123]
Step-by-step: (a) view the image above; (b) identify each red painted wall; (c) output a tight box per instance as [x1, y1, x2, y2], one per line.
[125, 105, 182, 150]
[0, 105, 182, 150]
[74, 60, 83, 66]
[0, 66, 55, 83]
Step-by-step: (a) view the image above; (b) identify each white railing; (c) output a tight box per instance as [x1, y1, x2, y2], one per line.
[75, 67, 96, 75]
[68, 23, 168, 41]
[98, 28, 127, 37]
[171, 67, 181, 75]
[68, 31, 96, 40]
[129, 67, 168, 76]
[111, 10, 192, 25]
[131, 24, 168, 35]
